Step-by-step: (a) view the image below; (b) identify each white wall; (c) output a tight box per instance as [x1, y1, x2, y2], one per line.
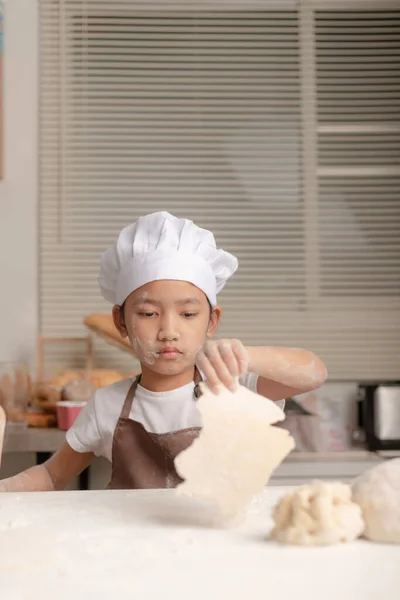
[0, 0, 38, 367]
[0, 0, 39, 479]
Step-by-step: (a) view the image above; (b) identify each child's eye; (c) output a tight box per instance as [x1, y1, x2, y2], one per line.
[182, 312, 197, 318]
[138, 312, 156, 318]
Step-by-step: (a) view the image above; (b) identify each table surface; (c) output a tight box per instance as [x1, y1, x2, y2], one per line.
[0, 487, 399, 600]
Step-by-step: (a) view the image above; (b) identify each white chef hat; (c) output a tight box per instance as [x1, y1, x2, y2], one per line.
[99, 212, 238, 307]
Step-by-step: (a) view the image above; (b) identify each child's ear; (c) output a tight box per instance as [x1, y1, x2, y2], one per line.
[207, 306, 221, 337]
[112, 305, 128, 338]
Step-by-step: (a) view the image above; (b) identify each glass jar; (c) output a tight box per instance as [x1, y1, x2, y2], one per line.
[0, 362, 30, 427]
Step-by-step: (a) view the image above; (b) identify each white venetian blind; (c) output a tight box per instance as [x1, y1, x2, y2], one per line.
[312, 5, 400, 379]
[39, 0, 400, 380]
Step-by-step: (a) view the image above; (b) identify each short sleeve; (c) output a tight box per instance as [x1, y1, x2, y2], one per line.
[66, 393, 103, 456]
[239, 371, 285, 411]
[239, 371, 259, 393]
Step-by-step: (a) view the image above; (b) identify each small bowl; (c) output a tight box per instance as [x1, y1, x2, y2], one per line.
[56, 401, 85, 430]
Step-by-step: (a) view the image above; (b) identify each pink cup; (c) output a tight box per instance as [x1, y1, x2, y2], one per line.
[56, 401, 85, 430]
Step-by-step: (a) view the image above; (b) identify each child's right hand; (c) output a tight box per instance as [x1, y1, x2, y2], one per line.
[196, 339, 249, 394]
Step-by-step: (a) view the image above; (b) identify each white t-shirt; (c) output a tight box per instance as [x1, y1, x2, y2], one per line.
[66, 372, 285, 462]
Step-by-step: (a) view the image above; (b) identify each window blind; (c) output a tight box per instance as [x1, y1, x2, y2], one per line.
[39, 0, 400, 380]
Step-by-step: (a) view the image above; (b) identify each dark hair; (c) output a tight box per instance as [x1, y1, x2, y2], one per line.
[119, 300, 126, 320]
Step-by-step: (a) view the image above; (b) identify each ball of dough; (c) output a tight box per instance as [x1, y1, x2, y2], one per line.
[352, 458, 400, 544]
[271, 480, 365, 546]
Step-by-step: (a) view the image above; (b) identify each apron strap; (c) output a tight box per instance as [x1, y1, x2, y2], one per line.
[193, 366, 203, 398]
[120, 376, 141, 419]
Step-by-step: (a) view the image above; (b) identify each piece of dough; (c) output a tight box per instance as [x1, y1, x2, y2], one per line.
[352, 458, 400, 544]
[174, 383, 294, 517]
[271, 481, 365, 546]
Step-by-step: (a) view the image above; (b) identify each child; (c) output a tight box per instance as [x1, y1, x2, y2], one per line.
[0, 212, 327, 492]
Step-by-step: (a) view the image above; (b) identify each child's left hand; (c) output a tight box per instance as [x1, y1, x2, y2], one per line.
[196, 339, 250, 394]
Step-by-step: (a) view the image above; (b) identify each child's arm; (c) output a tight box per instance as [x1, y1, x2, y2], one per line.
[196, 340, 327, 400]
[0, 443, 94, 492]
[246, 346, 327, 401]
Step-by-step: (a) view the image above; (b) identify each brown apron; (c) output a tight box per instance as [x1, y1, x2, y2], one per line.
[108, 371, 202, 490]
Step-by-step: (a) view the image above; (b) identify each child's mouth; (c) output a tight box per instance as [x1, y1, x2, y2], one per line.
[158, 347, 182, 359]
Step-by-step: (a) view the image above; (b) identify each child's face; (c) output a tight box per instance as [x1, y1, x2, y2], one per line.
[113, 280, 220, 375]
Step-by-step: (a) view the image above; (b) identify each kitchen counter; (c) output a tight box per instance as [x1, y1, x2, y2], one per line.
[4, 425, 397, 460]
[3, 425, 66, 453]
[3, 426, 397, 489]
[0, 488, 398, 600]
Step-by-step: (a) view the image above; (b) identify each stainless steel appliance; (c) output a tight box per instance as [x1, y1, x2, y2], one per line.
[357, 383, 400, 451]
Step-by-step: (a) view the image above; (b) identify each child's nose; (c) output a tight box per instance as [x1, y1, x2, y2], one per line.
[158, 313, 179, 341]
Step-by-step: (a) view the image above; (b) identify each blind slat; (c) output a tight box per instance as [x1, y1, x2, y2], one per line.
[39, 1, 400, 379]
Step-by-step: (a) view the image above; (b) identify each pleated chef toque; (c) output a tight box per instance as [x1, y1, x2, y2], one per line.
[99, 211, 238, 307]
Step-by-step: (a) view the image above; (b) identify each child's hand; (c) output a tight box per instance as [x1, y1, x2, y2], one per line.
[196, 339, 249, 394]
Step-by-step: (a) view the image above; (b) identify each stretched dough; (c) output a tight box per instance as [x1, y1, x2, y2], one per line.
[174, 383, 294, 517]
[352, 458, 400, 544]
[271, 481, 365, 546]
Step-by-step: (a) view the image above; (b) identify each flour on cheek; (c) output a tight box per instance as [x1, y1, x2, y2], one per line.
[124, 321, 158, 366]
[130, 336, 159, 366]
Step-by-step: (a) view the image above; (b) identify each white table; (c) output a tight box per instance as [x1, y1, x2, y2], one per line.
[0, 488, 399, 600]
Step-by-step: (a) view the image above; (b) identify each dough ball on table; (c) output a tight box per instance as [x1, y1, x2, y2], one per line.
[271, 481, 364, 546]
[352, 458, 400, 544]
